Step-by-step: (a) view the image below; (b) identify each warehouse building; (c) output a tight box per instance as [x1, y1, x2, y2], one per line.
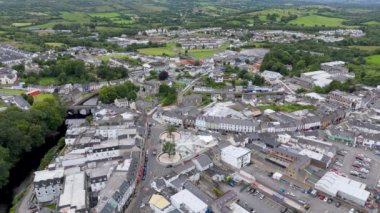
[315, 172, 370, 206]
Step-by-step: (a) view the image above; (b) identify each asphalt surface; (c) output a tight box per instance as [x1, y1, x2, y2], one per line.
[125, 123, 170, 213]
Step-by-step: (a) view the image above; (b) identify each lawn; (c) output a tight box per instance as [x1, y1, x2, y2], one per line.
[138, 48, 177, 56]
[12, 22, 32, 27]
[366, 55, 380, 66]
[34, 94, 56, 102]
[258, 104, 316, 112]
[188, 49, 223, 58]
[38, 77, 59, 85]
[45, 42, 64, 47]
[289, 15, 346, 27]
[0, 88, 25, 95]
[88, 12, 120, 18]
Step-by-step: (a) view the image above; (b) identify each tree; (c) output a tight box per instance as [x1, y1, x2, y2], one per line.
[158, 71, 169, 81]
[166, 125, 176, 141]
[85, 115, 93, 126]
[162, 141, 176, 158]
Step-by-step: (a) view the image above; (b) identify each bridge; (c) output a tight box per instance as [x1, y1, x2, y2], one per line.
[66, 92, 99, 115]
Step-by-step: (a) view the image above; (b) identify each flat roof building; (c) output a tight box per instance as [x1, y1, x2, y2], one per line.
[170, 189, 208, 213]
[315, 172, 370, 206]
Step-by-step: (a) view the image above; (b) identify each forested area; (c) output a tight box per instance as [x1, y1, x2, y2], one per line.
[0, 98, 66, 189]
[98, 81, 139, 104]
[24, 58, 129, 85]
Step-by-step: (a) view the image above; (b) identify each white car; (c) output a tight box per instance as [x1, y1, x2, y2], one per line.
[335, 162, 343, 167]
[360, 168, 369, 174]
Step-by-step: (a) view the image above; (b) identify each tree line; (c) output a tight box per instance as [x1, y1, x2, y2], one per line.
[0, 97, 66, 190]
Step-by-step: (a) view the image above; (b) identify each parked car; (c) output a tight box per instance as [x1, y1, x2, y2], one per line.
[259, 194, 265, 200]
[350, 170, 359, 176]
[360, 168, 369, 174]
[359, 173, 368, 179]
[319, 195, 326, 200]
[352, 163, 361, 168]
[335, 161, 343, 167]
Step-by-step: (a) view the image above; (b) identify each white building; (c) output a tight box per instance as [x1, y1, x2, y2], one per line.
[58, 172, 87, 212]
[260, 70, 283, 82]
[328, 90, 362, 110]
[34, 169, 64, 203]
[315, 172, 370, 206]
[0, 67, 17, 85]
[221, 145, 251, 169]
[114, 98, 129, 108]
[170, 189, 208, 213]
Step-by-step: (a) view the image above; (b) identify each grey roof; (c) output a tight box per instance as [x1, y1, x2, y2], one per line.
[216, 190, 237, 210]
[13, 95, 31, 109]
[183, 181, 214, 205]
[193, 154, 213, 168]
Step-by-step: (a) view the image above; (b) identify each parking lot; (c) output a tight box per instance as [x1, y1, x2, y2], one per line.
[331, 146, 380, 190]
[221, 183, 283, 213]
[248, 164, 350, 213]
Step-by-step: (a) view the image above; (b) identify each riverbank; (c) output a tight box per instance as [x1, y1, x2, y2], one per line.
[10, 137, 66, 213]
[0, 125, 67, 213]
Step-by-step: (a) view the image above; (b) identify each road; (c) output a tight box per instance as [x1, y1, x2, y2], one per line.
[125, 123, 170, 213]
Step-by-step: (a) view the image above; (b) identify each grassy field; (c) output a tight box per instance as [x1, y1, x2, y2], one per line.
[366, 55, 380, 65]
[138, 48, 177, 56]
[28, 22, 57, 29]
[38, 77, 59, 85]
[61, 12, 90, 23]
[348, 46, 380, 52]
[188, 49, 224, 58]
[88, 12, 120, 18]
[45, 42, 64, 47]
[258, 104, 316, 112]
[363, 21, 380, 25]
[0, 88, 25, 95]
[101, 54, 130, 62]
[12, 22, 32, 27]
[34, 94, 55, 102]
[289, 15, 346, 27]
[111, 18, 135, 25]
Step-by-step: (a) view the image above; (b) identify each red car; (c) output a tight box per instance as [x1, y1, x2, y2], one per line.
[319, 195, 326, 200]
[352, 164, 361, 168]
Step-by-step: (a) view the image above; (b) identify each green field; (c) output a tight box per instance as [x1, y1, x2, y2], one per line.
[111, 19, 135, 25]
[188, 49, 223, 58]
[366, 55, 380, 65]
[12, 22, 32, 27]
[0, 88, 25, 95]
[88, 12, 120, 18]
[33, 94, 55, 102]
[45, 42, 64, 47]
[289, 15, 346, 27]
[258, 104, 316, 112]
[363, 21, 380, 25]
[138, 48, 177, 56]
[348, 46, 380, 52]
[28, 22, 57, 29]
[61, 12, 90, 23]
[38, 77, 59, 85]
[101, 54, 130, 62]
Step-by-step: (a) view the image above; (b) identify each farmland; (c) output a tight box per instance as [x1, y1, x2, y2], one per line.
[366, 55, 380, 65]
[289, 15, 347, 27]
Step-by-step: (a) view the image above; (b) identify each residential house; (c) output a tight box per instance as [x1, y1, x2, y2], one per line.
[0, 67, 17, 85]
